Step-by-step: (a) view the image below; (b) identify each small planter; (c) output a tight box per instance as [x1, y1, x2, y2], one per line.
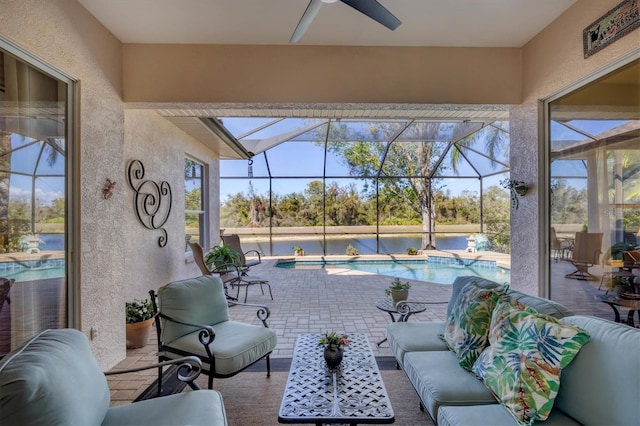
[390, 289, 409, 304]
[323, 347, 344, 369]
[125, 318, 154, 349]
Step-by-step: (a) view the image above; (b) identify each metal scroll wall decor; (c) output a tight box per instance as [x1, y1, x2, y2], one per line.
[127, 159, 172, 247]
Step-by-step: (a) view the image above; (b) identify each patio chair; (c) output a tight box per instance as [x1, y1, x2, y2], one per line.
[0, 278, 14, 315]
[188, 241, 270, 302]
[566, 232, 603, 281]
[221, 233, 261, 272]
[551, 227, 572, 262]
[149, 275, 277, 391]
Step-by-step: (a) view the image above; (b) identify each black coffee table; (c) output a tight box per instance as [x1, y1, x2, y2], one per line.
[278, 333, 395, 425]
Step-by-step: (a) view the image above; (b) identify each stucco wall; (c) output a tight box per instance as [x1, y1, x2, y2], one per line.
[510, 0, 640, 294]
[0, 0, 127, 367]
[123, 109, 220, 299]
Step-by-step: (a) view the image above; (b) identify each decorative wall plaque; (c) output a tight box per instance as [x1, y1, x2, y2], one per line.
[127, 160, 172, 247]
[583, 0, 639, 58]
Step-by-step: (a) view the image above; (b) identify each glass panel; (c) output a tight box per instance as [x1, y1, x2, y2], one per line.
[548, 59, 640, 323]
[185, 158, 204, 251]
[0, 49, 68, 355]
[265, 141, 325, 177]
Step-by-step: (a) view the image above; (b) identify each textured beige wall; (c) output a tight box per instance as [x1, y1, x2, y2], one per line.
[123, 109, 220, 297]
[0, 0, 127, 367]
[0, 0, 221, 369]
[510, 0, 640, 294]
[123, 44, 522, 104]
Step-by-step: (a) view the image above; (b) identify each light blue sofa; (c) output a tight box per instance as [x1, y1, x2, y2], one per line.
[386, 276, 640, 425]
[0, 328, 228, 425]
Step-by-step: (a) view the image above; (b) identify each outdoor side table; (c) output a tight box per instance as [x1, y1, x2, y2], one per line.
[596, 293, 640, 327]
[375, 298, 427, 346]
[278, 333, 394, 425]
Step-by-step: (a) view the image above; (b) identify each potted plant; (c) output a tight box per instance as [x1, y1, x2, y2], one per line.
[318, 331, 349, 369]
[406, 247, 418, 255]
[385, 278, 411, 303]
[125, 298, 154, 349]
[292, 246, 305, 256]
[346, 244, 359, 256]
[205, 244, 241, 272]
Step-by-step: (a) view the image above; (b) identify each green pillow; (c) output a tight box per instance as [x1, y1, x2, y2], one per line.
[472, 299, 590, 426]
[443, 281, 508, 370]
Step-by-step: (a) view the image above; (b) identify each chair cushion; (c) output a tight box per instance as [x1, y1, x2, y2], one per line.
[403, 351, 497, 422]
[165, 321, 277, 375]
[103, 390, 228, 425]
[159, 275, 230, 342]
[0, 329, 110, 425]
[443, 281, 508, 370]
[471, 299, 590, 426]
[386, 321, 447, 367]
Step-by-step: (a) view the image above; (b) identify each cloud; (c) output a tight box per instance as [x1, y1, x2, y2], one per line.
[10, 187, 64, 206]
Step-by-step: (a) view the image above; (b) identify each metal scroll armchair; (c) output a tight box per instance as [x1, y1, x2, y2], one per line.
[221, 233, 261, 272]
[149, 275, 277, 392]
[566, 232, 603, 281]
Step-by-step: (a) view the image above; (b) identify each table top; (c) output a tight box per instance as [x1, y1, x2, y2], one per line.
[278, 333, 394, 424]
[375, 298, 426, 314]
[596, 293, 640, 309]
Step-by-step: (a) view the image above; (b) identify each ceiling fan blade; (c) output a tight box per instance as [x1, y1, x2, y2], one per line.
[339, 0, 401, 31]
[290, 0, 324, 43]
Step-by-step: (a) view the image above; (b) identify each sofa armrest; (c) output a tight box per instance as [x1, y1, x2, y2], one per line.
[395, 299, 448, 319]
[105, 356, 203, 389]
[228, 300, 272, 327]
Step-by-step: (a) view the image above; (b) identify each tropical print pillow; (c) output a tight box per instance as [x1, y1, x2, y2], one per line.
[442, 282, 508, 370]
[472, 299, 590, 426]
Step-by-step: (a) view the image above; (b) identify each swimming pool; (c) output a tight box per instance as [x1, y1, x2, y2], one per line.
[276, 258, 510, 285]
[0, 259, 65, 282]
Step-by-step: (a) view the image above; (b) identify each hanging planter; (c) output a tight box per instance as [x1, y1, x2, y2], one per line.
[500, 178, 529, 209]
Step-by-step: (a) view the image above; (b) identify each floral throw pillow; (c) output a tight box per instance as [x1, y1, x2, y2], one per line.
[472, 299, 590, 426]
[442, 282, 508, 370]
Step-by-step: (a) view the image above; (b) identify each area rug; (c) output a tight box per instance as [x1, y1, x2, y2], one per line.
[136, 357, 433, 425]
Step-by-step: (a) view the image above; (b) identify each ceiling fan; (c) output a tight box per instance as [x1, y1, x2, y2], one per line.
[290, 0, 402, 43]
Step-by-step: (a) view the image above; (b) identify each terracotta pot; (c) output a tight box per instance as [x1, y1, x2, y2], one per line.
[125, 318, 154, 349]
[324, 347, 344, 369]
[391, 289, 409, 304]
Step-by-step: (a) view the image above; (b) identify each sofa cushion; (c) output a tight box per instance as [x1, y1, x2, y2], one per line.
[163, 321, 277, 375]
[555, 315, 640, 426]
[472, 300, 590, 426]
[506, 290, 573, 319]
[103, 390, 228, 425]
[159, 275, 230, 343]
[0, 329, 110, 425]
[386, 321, 447, 367]
[438, 404, 580, 426]
[443, 281, 508, 370]
[403, 351, 497, 422]
[447, 276, 504, 318]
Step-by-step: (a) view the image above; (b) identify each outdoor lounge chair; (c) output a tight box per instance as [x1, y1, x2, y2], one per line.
[221, 233, 261, 272]
[551, 227, 572, 261]
[149, 275, 277, 391]
[566, 231, 603, 281]
[188, 241, 271, 302]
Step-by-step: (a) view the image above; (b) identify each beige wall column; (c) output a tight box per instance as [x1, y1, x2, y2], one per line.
[508, 103, 540, 295]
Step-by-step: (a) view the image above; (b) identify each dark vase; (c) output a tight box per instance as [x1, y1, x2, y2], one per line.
[323, 347, 343, 369]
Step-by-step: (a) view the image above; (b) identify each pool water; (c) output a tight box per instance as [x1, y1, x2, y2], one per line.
[277, 259, 510, 285]
[3, 267, 65, 282]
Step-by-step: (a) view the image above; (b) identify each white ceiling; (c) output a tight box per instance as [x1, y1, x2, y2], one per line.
[77, 0, 577, 47]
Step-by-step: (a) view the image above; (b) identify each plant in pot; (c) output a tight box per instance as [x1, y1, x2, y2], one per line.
[406, 247, 418, 255]
[385, 278, 411, 304]
[292, 246, 305, 256]
[125, 298, 154, 349]
[318, 331, 349, 369]
[205, 244, 241, 273]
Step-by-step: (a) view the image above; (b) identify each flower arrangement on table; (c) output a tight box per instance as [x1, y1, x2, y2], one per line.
[318, 331, 349, 351]
[125, 298, 154, 324]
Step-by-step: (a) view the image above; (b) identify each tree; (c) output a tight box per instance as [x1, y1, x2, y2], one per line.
[327, 121, 509, 249]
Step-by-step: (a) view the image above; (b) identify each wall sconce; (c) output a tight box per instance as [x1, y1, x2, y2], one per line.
[500, 178, 529, 209]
